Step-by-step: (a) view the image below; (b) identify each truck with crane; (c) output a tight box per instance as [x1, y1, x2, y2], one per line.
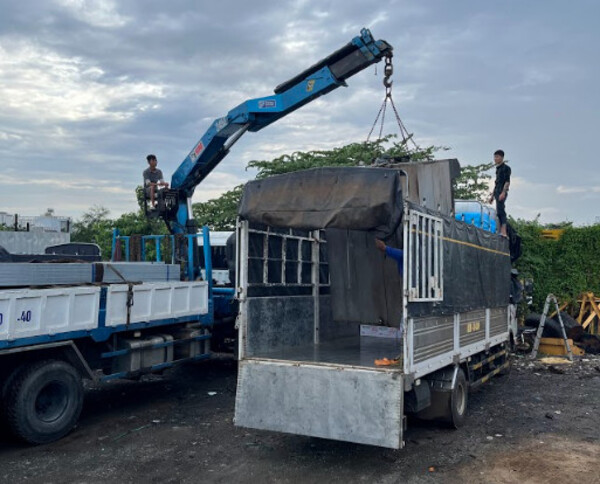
[0, 28, 394, 444]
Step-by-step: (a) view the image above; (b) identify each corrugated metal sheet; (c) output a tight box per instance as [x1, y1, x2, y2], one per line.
[489, 307, 507, 337]
[0, 262, 180, 287]
[412, 314, 454, 363]
[460, 309, 486, 347]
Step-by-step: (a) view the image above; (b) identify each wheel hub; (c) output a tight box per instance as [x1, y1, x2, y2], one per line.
[35, 381, 69, 423]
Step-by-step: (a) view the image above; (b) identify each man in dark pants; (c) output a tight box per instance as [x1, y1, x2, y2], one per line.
[488, 149, 511, 237]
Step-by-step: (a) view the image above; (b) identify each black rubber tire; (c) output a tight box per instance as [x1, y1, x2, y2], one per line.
[448, 368, 468, 429]
[0, 364, 27, 425]
[5, 359, 83, 445]
[553, 311, 579, 331]
[524, 313, 542, 328]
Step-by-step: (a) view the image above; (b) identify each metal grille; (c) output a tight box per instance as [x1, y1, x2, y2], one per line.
[246, 227, 329, 287]
[459, 309, 486, 347]
[489, 307, 508, 337]
[407, 210, 443, 302]
[412, 315, 454, 363]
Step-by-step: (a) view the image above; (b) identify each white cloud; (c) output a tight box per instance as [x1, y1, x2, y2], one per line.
[54, 0, 130, 28]
[557, 185, 600, 195]
[510, 67, 553, 90]
[0, 39, 165, 123]
[0, 1, 597, 226]
[0, 171, 131, 195]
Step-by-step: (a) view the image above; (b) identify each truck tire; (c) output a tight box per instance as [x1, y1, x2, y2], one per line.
[448, 368, 468, 429]
[5, 359, 83, 444]
[0, 364, 27, 425]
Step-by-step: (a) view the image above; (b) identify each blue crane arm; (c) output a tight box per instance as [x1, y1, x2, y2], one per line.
[170, 28, 392, 197]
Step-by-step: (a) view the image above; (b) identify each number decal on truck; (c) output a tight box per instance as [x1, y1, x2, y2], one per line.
[466, 321, 481, 333]
[17, 310, 32, 323]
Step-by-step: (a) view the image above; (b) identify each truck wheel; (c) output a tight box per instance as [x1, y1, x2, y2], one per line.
[5, 360, 83, 444]
[448, 368, 468, 429]
[0, 364, 26, 425]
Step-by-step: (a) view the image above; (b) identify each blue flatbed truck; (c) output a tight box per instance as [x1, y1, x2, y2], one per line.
[0, 230, 213, 444]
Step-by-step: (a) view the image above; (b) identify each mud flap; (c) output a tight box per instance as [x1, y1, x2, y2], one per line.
[234, 359, 404, 449]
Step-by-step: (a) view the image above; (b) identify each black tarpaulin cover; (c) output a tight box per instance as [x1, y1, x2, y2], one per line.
[238, 166, 511, 327]
[326, 228, 403, 325]
[386, 158, 460, 216]
[238, 167, 403, 238]
[407, 203, 512, 318]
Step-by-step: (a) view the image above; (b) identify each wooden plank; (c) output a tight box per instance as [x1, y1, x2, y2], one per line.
[539, 338, 584, 356]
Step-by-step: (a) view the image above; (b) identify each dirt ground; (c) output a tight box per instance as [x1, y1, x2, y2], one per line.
[0, 354, 599, 484]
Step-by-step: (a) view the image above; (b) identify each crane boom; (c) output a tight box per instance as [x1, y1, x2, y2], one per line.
[157, 28, 392, 234]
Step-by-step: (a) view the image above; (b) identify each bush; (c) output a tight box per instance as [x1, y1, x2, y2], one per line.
[512, 218, 600, 311]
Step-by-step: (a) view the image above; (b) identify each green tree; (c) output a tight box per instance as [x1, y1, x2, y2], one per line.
[191, 137, 449, 229]
[511, 217, 600, 310]
[453, 163, 493, 202]
[71, 206, 114, 258]
[72, 197, 169, 260]
[247, 135, 443, 179]
[192, 185, 243, 231]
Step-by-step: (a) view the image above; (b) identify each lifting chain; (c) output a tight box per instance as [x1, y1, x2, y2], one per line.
[383, 54, 393, 93]
[367, 53, 420, 153]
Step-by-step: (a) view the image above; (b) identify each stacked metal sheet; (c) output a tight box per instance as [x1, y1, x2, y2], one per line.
[100, 262, 180, 284]
[0, 262, 180, 287]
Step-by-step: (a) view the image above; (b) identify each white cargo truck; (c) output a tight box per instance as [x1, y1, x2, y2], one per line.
[233, 162, 518, 449]
[0, 233, 213, 444]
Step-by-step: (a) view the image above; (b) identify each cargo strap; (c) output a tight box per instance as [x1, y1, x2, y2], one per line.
[105, 264, 141, 325]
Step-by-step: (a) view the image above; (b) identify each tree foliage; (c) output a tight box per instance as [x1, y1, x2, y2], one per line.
[191, 137, 451, 230]
[511, 217, 600, 310]
[71, 206, 114, 258]
[247, 135, 444, 179]
[192, 185, 243, 231]
[71, 203, 168, 260]
[453, 163, 493, 203]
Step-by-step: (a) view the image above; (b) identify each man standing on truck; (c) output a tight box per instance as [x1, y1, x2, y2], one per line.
[488, 149, 511, 238]
[143, 154, 169, 208]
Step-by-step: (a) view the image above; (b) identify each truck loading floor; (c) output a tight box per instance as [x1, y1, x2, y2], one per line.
[254, 335, 403, 370]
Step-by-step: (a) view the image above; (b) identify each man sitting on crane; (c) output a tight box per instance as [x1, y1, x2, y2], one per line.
[143, 154, 169, 209]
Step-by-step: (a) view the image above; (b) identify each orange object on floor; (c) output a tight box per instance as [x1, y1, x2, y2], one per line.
[374, 357, 400, 366]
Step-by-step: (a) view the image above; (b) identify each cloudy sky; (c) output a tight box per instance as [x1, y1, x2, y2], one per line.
[0, 0, 598, 224]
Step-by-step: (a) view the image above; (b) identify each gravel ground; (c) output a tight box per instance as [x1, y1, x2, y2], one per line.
[0, 354, 599, 484]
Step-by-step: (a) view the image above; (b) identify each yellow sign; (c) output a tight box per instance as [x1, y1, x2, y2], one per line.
[466, 321, 481, 333]
[306, 79, 315, 92]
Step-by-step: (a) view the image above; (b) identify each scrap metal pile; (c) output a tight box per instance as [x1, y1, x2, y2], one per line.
[523, 310, 600, 355]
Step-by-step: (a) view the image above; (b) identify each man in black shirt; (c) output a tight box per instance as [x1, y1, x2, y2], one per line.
[488, 149, 511, 237]
[143, 154, 169, 208]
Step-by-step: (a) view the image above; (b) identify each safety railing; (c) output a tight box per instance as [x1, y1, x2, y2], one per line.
[243, 226, 329, 288]
[110, 227, 213, 286]
[407, 210, 444, 302]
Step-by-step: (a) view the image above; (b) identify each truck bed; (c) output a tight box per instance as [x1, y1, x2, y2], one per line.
[255, 335, 403, 370]
[0, 281, 209, 348]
